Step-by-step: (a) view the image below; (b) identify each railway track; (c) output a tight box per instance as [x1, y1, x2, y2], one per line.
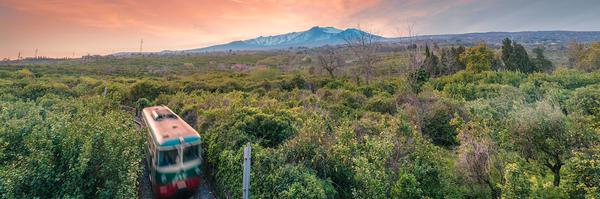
[138, 157, 216, 199]
[134, 113, 216, 199]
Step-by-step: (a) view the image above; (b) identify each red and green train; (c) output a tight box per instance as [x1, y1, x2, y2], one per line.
[141, 106, 203, 198]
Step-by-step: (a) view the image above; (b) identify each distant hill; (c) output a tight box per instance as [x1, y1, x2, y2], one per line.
[408, 31, 600, 45]
[111, 27, 600, 56]
[188, 26, 385, 52]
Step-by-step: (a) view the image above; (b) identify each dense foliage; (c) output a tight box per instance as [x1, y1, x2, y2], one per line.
[1, 41, 600, 199]
[0, 95, 142, 198]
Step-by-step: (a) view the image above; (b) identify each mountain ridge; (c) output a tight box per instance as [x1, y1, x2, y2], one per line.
[189, 26, 384, 52]
[110, 27, 600, 56]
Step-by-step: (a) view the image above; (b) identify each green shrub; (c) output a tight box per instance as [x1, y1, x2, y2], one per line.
[365, 94, 397, 114]
[501, 163, 531, 199]
[0, 97, 142, 198]
[566, 84, 600, 125]
[422, 100, 463, 147]
[129, 80, 170, 102]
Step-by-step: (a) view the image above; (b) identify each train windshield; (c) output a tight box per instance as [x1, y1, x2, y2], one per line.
[183, 145, 200, 162]
[158, 149, 178, 167]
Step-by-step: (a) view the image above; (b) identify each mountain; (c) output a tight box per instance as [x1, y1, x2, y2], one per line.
[109, 28, 600, 56]
[189, 28, 600, 53]
[189, 26, 385, 52]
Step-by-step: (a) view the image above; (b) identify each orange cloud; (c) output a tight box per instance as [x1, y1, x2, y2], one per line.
[1, 0, 380, 38]
[0, 0, 386, 57]
[9, 0, 588, 59]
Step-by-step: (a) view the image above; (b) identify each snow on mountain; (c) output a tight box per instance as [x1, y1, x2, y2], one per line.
[190, 26, 384, 52]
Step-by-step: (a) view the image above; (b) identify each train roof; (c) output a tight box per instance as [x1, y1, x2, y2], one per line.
[142, 105, 201, 147]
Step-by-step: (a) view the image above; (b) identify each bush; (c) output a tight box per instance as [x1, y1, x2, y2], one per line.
[365, 94, 397, 114]
[19, 82, 74, 100]
[0, 97, 142, 198]
[129, 80, 170, 102]
[15, 68, 34, 79]
[501, 163, 531, 199]
[391, 172, 423, 199]
[565, 147, 600, 198]
[422, 100, 462, 147]
[566, 84, 600, 125]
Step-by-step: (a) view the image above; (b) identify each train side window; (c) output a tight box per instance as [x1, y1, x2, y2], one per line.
[183, 145, 200, 162]
[158, 149, 178, 167]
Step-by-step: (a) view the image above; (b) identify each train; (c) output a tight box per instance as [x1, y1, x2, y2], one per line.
[141, 105, 203, 198]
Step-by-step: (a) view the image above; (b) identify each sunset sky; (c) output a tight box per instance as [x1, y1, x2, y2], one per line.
[1, 0, 600, 59]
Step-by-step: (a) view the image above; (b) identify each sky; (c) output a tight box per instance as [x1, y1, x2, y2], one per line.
[1, 0, 600, 59]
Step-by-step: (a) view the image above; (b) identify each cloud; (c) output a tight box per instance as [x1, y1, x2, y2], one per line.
[0, 0, 381, 39]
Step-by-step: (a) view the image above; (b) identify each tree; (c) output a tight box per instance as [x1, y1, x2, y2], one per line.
[507, 101, 597, 186]
[513, 43, 533, 72]
[531, 46, 553, 72]
[501, 38, 534, 73]
[422, 45, 441, 77]
[567, 41, 586, 68]
[344, 29, 379, 85]
[408, 68, 429, 94]
[501, 163, 531, 199]
[458, 121, 503, 199]
[439, 46, 466, 76]
[460, 43, 496, 73]
[501, 38, 513, 68]
[576, 42, 600, 72]
[316, 47, 344, 78]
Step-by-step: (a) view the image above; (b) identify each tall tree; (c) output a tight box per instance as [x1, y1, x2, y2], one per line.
[501, 38, 513, 68]
[532, 46, 553, 72]
[513, 43, 534, 72]
[315, 47, 344, 78]
[501, 38, 534, 73]
[421, 44, 441, 77]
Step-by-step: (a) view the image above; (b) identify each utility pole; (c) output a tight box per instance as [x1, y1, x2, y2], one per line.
[242, 143, 251, 199]
[139, 39, 144, 54]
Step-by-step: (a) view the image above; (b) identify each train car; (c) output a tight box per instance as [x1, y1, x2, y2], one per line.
[141, 105, 203, 198]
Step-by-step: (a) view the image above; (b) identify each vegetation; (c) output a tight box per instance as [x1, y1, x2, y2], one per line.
[1, 40, 599, 198]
